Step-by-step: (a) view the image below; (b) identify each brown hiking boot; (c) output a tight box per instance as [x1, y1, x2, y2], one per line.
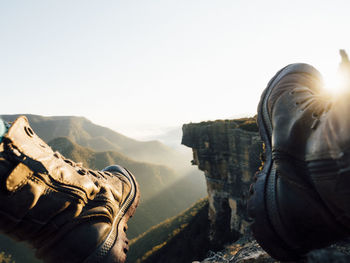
[0, 116, 140, 263]
[248, 63, 350, 261]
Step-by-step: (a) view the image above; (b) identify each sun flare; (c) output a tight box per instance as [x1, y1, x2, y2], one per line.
[323, 70, 350, 96]
[323, 50, 350, 96]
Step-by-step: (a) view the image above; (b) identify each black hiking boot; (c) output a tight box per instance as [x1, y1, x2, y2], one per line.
[248, 63, 350, 261]
[0, 116, 140, 263]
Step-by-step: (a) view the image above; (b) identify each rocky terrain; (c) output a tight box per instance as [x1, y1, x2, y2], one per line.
[183, 118, 350, 263]
[197, 238, 350, 263]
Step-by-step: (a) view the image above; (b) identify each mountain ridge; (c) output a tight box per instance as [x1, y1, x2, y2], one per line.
[0, 114, 188, 170]
[127, 198, 210, 263]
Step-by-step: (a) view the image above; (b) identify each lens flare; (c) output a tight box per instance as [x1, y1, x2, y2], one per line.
[323, 69, 350, 96]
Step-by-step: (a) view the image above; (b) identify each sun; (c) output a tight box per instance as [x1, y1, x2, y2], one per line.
[323, 49, 350, 96]
[323, 68, 350, 96]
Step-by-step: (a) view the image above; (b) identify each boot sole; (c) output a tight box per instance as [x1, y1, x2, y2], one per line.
[84, 168, 140, 263]
[248, 63, 322, 261]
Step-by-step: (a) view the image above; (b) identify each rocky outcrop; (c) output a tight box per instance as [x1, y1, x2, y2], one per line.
[183, 117, 350, 263]
[197, 237, 350, 263]
[182, 118, 262, 246]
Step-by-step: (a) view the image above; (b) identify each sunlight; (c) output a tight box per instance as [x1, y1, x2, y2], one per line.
[323, 68, 350, 96]
[323, 49, 350, 96]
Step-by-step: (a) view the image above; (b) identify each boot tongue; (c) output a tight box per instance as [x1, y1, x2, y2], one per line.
[4, 116, 99, 200]
[4, 116, 52, 175]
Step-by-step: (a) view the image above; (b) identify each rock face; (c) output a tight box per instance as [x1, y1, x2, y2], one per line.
[182, 118, 262, 246]
[197, 237, 350, 263]
[183, 117, 350, 263]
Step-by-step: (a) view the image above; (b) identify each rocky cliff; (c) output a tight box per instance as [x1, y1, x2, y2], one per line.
[182, 117, 350, 263]
[182, 118, 262, 247]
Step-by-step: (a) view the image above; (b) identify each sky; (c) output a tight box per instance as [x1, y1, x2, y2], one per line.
[1, 0, 350, 139]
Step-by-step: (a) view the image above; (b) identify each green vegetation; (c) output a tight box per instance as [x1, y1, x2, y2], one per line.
[0, 235, 41, 263]
[0, 252, 15, 263]
[196, 116, 258, 132]
[233, 116, 258, 132]
[127, 198, 210, 263]
[127, 170, 207, 238]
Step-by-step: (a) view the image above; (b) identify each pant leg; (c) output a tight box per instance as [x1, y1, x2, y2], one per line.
[0, 119, 9, 142]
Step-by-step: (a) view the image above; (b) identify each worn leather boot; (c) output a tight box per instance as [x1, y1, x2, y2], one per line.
[0, 116, 140, 263]
[248, 63, 350, 261]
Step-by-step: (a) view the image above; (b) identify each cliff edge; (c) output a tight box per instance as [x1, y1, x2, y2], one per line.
[182, 118, 350, 263]
[182, 118, 262, 247]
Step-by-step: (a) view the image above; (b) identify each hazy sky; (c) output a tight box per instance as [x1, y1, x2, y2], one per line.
[1, 0, 350, 138]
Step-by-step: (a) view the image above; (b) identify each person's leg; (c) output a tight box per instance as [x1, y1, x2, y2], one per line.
[0, 116, 140, 263]
[248, 64, 350, 261]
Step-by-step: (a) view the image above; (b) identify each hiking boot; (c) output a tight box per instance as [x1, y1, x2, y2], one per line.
[0, 116, 140, 263]
[248, 63, 350, 261]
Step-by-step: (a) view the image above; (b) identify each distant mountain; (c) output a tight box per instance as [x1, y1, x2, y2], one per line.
[0, 114, 188, 170]
[48, 137, 207, 238]
[127, 168, 207, 238]
[127, 198, 211, 263]
[142, 126, 183, 149]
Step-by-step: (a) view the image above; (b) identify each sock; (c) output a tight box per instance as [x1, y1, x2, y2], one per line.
[0, 119, 9, 143]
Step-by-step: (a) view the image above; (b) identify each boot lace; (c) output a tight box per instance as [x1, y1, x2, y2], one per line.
[292, 87, 332, 129]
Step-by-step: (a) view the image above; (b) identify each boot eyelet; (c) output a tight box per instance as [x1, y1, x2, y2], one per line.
[78, 169, 87, 175]
[64, 159, 74, 166]
[89, 170, 101, 178]
[24, 126, 34, 137]
[104, 171, 113, 177]
[98, 171, 107, 179]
